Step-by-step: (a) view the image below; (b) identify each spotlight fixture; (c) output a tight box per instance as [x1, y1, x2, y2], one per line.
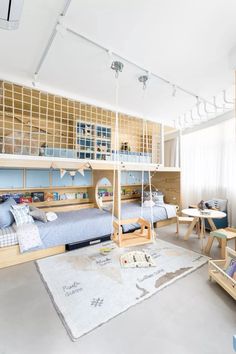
[111, 61, 124, 77]
[138, 75, 149, 90]
[0, 0, 24, 30]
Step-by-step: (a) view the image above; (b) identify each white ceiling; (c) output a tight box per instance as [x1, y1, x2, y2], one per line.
[0, 0, 235, 124]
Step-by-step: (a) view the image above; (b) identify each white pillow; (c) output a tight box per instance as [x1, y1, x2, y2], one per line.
[154, 195, 164, 205]
[143, 191, 164, 205]
[10, 204, 34, 226]
[205, 199, 227, 212]
[16, 223, 42, 253]
[143, 200, 155, 208]
[46, 212, 57, 222]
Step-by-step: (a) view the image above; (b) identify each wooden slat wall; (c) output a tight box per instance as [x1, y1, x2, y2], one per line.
[152, 171, 181, 207]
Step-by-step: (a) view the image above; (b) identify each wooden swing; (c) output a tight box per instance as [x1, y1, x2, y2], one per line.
[113, 217, 153, 248]
[110, 62, 155, 247]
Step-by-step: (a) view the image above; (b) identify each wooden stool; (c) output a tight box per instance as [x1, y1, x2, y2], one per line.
[205, 227, 236, 259]
[176, 216, 199, 236]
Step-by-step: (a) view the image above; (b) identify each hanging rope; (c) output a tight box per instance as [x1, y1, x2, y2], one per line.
[145, 119, 155, 239]
[138, 74, 155, 240]
[110, 60, 123, 243]
[141, 87, 146, 219]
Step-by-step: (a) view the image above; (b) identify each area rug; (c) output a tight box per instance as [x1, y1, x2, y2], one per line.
[36, 239, 208, 341]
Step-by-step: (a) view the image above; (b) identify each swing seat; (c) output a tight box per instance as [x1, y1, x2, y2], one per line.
[112, 217, 154, 248]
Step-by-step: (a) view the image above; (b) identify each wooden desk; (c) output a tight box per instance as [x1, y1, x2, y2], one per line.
[181, 209, 226, 250]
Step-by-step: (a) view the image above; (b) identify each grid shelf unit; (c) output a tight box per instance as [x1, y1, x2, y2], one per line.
[76, 122, 111, 160]
[0, 80, 163, 164]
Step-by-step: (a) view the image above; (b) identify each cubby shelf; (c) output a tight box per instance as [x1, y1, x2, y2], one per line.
[34, 198, 90, 207]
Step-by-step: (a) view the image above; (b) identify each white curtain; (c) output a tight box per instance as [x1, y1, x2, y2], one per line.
[165, 138, 177, 167]
[181, 118, 236, 226]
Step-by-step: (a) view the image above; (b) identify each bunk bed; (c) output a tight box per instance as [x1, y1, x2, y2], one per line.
[0, 80, 181, 268]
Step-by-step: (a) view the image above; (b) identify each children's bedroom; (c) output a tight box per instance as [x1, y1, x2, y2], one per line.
[0, 1, 235, 353]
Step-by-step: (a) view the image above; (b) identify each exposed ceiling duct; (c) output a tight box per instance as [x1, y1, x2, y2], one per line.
[0, 0, 24, 30]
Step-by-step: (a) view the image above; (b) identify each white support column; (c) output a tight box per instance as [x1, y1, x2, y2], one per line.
[178, 129, 182, 169]
[160, 123, 164, 166]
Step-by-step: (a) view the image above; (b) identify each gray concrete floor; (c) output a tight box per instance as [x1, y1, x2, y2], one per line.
[0, 224, 235, 354]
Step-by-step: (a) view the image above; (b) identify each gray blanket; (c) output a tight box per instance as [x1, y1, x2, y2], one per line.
[120, 202, 176, 232]
[36, 208, 113, 249]
[34, 202, 176, 249]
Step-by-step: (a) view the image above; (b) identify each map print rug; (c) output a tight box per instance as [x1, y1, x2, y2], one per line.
[36, 239, 208, 341]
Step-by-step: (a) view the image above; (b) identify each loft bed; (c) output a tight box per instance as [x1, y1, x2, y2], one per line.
[0, 80, 181, 268]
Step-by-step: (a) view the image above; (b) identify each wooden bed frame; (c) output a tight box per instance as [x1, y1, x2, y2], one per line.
[0, 244, 65, 269]
[0, 202, 96, 269]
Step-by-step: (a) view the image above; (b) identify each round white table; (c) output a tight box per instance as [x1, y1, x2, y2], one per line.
[181, 208, 226, 250]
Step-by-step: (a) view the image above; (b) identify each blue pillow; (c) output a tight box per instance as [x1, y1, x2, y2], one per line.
[0, 198, 16, 228]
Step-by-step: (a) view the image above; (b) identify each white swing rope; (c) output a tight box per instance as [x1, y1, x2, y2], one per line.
[139, 76, 155, 240]
[145, 119, 155, 240]
[140, 85, 146, 219]
[111, 65, 121, 240]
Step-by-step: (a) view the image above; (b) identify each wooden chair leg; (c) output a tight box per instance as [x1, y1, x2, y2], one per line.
[205, 236, 214, 255]
[220, 238, 227, 259]
[176, 218, 179, 236]
[184, 217, 198, 241]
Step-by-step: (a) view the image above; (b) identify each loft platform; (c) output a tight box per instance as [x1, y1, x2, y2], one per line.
[0, 154, 180, 172]
[112, 217, 154, 247]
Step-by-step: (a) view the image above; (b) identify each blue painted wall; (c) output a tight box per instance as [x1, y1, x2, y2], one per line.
[26, 170, 50, 188]
[121, 171, 149, 185]
[0, 169, 93, 189]
[0, 169, 148, 189]
[0, 169, 24, 189]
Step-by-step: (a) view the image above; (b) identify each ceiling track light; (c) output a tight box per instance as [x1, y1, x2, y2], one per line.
[138, 74, 149, 90]
[111, 61, 124, 78]
[196, 100, 204, 119]
[190, 109, 197, 121]
[213, 96, 225, 111]
[203, 101, 214, 114]
[222, 90, 234, 105]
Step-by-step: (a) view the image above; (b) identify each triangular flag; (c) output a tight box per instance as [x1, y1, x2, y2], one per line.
[78, 168, 85, 176]
[60, 169, 67, 178]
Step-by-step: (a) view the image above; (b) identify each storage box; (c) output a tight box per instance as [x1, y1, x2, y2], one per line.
[31, 192, 44, 202]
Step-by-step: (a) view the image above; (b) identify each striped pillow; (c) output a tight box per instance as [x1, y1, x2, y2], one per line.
[10, 204, 34, 226]
[0, 226, 18, 247]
